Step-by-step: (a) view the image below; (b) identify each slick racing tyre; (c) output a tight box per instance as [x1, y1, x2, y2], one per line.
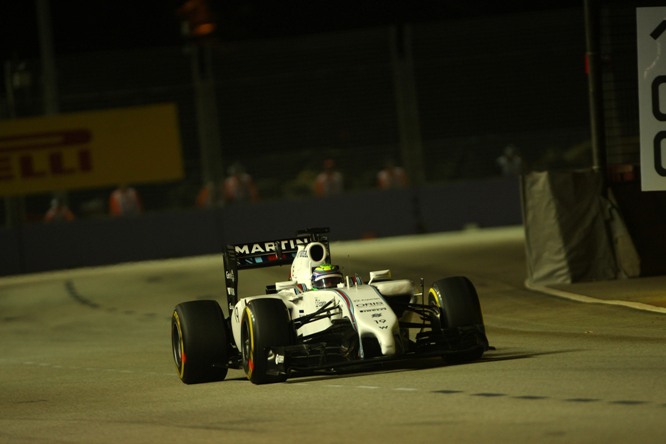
[241, 298, 294, 384]
[428, 276, 488, 363]
[172, 300, 229, 384]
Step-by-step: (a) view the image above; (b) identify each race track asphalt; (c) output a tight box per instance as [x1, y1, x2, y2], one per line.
[530, 273, 666, 314]
[1, 226, 665, 444]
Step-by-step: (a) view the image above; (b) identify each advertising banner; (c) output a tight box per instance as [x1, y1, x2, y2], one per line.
[637, 7, 666, 191]
[0, 103, 184, 196]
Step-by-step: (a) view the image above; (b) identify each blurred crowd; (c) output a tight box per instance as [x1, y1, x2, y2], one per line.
[39, 156, 414, 223]
[192, 157, 410, 210]
[36, 145, 525, 224]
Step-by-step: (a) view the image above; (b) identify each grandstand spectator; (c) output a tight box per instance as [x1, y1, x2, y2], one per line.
[44, 195, 75, 223]
[196, 180, 224, 208]
[109, 184, 143, 217]
[377, 158, 409, 189]
[314, 158, 343, 197]
[496, 144, 523, 176]
[223, 163, 259, 204]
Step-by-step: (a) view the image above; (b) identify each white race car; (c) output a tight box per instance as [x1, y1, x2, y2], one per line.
[171, 228, 490, 384]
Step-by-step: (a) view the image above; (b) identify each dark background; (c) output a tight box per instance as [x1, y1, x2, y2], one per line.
[3, 1, 666, 278]
[2, 1, 583, 61]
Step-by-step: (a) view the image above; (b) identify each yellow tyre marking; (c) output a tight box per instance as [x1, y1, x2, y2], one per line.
[429, 288, 441, 307]
[244, 306, 255, 380]
[172, 311, 186, 379]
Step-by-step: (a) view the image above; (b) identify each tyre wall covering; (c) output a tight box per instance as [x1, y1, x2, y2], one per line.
[521, 170, 639, 286]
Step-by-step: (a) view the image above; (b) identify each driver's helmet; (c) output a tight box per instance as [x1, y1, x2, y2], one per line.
[311, 264, 343, 289]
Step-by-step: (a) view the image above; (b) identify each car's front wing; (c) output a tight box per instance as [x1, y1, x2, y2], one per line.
[264, 325, 490, 377]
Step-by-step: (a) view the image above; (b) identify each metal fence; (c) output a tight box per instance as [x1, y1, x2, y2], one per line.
[1, 3, 648, 225]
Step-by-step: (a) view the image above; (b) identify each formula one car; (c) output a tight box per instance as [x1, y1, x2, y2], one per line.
[171, 228, 490, 384]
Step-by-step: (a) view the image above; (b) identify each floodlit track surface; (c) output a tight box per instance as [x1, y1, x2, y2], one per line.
[2, 227, 665, 443]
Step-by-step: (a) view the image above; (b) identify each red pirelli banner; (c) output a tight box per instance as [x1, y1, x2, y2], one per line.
[0, 103, 184, 196]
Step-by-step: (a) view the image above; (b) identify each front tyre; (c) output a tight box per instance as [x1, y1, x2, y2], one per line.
[241, 298, 294, 384]
[172, 300, 229, 384]
[428, 276, 488, 362]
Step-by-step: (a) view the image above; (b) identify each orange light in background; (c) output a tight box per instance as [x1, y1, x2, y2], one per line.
[177, 0, 216, 38]
[192, 22, 216, 37]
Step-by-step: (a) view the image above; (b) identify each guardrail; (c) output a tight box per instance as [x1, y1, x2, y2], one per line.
[0, 177, 522, 276]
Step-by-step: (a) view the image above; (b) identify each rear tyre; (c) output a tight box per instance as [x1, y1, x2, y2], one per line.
[241, 298, 294, 384]
[428, 276, 488, 362]
[172, 300, 229, 384]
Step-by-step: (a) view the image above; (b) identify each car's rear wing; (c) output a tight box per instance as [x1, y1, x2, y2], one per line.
[222, 228, 330, 310]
